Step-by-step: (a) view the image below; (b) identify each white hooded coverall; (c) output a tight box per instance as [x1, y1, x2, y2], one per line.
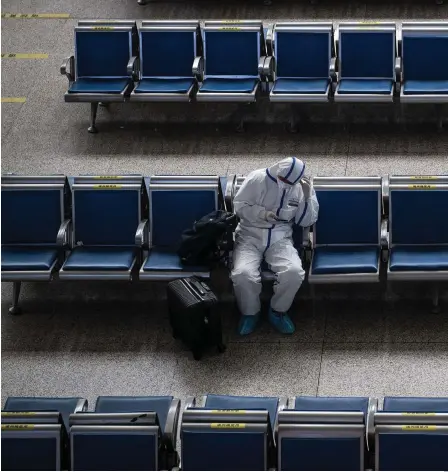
[231, 158, 319, 316]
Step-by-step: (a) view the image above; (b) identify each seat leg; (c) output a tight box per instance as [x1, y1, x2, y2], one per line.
[99, 102, 109, 109]
[431, 284, 440, 314]
[287, 104, 299, 133]
[138, 0, 149, 4]
[88, 102, 99, 134]
[9, 281, 22, 315]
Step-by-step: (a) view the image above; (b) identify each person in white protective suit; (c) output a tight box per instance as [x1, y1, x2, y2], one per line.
[231, 157, 319, 335]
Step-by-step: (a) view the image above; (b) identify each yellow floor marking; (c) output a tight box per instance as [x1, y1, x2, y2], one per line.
[1, 97, 27, 103]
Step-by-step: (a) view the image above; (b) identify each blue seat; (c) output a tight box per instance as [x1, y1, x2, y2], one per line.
[60, 176, 144, 281]
[197, 21, 264, 102]
[309, 177, 382, 283]
[140, 176, 219, 280]
[272, 78, 330, 95]
[95, 396, 176, 432]
[205, 394, 280, 431]
[278, 396, 374, 471]
[383, 396, 448, 413]
[199, 78, 258, 94]
[182, 395, 280, 470]
[1, 175, 69, 314]
[294, 396, 370, 416]
[62, 21, 137, 132]
[388, 177, 448, 281]
[1, 247, 59, 272]
[337, 79, 393, 95]
[335, 23, 396, 102]
[375, 396, 448, 470]
[270, 22, 333, 102]
[3, 396, 87, 432]
[131, 21, 201, 102]
[401, 23, 448, 102]
[70, 396, 180, 471]
[312, 246, 380, 275]
[62, 247, 136, 271]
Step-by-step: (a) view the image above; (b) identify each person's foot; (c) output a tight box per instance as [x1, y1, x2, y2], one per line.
[268, 308, 295, 334]
[238, 313, 260, 336]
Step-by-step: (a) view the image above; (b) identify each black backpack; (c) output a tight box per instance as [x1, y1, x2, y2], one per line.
[177, 211, 238, 267]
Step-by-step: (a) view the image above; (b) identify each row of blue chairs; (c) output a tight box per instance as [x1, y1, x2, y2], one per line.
[2, 394, 448, 470]
[61, 20, 448, 132]
[2, 173, 448, 314]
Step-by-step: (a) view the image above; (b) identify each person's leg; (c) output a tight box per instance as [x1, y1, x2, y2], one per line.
[264, 238, 305, 333]
[231, 238, 263, 334]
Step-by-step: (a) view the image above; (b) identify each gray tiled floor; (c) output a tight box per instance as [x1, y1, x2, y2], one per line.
[2, 0, 448, 408]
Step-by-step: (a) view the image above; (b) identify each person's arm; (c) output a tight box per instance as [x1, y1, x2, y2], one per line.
[295, 187, 319, 227]
[233, 174, 267, 225]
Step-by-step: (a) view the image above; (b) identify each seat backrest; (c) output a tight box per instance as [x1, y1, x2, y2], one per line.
[139, 21, 200, 79]
[70, 412, 160, 471]
[389, 176, 448, 246]
[3, 396, 87, 432]
[95, 396, 175, 432]
[181, 406, 273, 471]
[375, 397, 448, 470]
[402, 22, 448, 82]
[279, 396, 374, 471]
[71, 176, 144, 247]
[338, 22, 396, 80]
[202, 21, 264, 78]
[313, 177, 382, 247]
[1, 175, 67, 246]
[274, 22, 332, 79]
[75, 23, 134, 79]
[148, 176, 219, 248]
[2, 411, 64, 471]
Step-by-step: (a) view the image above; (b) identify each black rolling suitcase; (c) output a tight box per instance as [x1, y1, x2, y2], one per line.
[167, 277, 226, 360]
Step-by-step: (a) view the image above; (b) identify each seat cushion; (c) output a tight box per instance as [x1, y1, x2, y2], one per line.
[1, 247, 58, 271]
[199, 78, 258, 94]
[134, 78, 195, 94]
[95, 396, 174, 430]
[143, 247, 208, 273]
[383, 397, 448, 413]
[68, 78, 131, 94]
[338, 79, 393, 95]
[204, 394, 279, 431]
[403, 80, 448, 95]
[295, 396, 369, 417]
[3, 397, 84, 430]
[389, 246, 448, 272]
[312, 246, 380, 275]
[63, 247, 136, 271]
[272, 78, 329, 95]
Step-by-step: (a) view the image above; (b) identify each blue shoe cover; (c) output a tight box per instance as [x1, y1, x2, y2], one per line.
[238, 313, 260, 336]
[268, 308, 295, 334]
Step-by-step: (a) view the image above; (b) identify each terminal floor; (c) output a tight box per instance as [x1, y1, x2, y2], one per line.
[2, 0, 448, 408]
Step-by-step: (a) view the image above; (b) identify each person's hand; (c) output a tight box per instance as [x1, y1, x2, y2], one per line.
[259, 210, 279, 223]
[301, 177, 312, 199]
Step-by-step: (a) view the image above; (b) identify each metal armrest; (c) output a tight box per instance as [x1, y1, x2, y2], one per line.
[164, 398, 180, 452]
[330, 57, 337, 81]
[258, 56, 275, 81]
[192, 56, 204, 81]
[184, 396, 196, 411]
[381, 219, 389, 248]
[60, 55, 75, 84]
[127, 56, 139, 81]
[135, 219, 149, 247]
[395, 56, 401, 83]
[56, 219, 72, 248]
[266, 26, 274, 56]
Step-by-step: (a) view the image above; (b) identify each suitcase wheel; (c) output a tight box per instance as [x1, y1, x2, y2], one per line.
[193, 349, 203, 361]
[217, 343, 226, 354]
